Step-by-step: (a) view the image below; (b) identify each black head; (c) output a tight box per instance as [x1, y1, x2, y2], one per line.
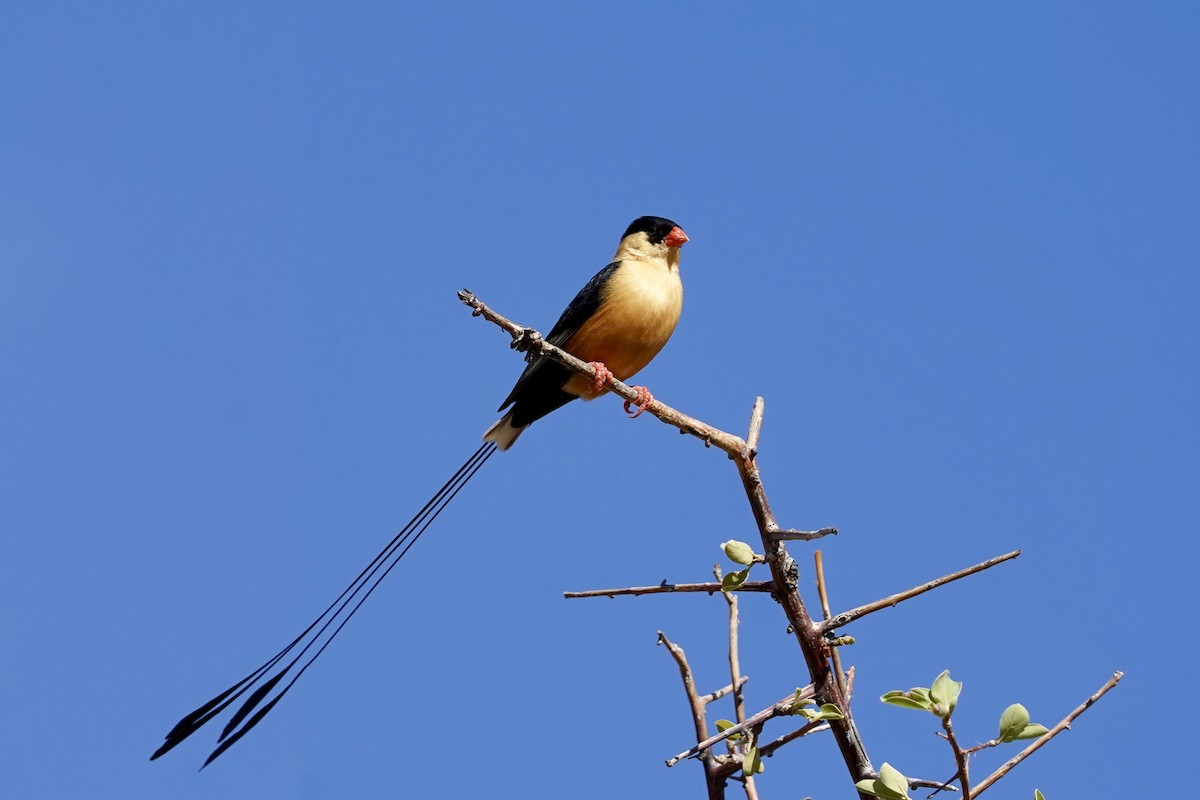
[622, 216, 685, 246]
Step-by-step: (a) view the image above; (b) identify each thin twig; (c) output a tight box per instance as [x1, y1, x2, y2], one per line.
[701, 676, 749, 705]
[658, 631, 725, 800]
[758, 720, 829, 756]
[814, 551, 846, 695]
[564, 580, 773, 599]
[717, 566, 749, 729]
[667, 686, 816, 767]
[971, 671, 1124, 798]
[717, 565, 757, 800]
[821, 551, 1021, 633]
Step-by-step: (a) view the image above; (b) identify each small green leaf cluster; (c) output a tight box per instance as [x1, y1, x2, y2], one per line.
[855, 762, 912, 800]
[881, 669, 962, 719]
[719, 539, 762, 592]
[877, 670, 1052, 797]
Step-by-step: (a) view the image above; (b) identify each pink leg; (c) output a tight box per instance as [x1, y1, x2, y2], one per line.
[624, 386, 654, 418]
[586, 362, 614, 395]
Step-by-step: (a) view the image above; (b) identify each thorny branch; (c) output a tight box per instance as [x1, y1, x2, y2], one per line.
[563, 580, 774, 599]
[820, 550, 1022, 634]
[459, 291, 1120, 799]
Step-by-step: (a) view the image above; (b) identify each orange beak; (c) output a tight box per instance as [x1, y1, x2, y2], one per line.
[663, 226, 689, 248]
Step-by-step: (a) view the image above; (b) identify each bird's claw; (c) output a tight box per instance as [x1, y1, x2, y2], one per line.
[586, 362, 614, 395]
[624, 386, 654, 418]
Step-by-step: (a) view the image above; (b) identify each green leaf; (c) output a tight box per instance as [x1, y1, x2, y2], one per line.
[879, 762, 911, 799]
[721, 568, 750, 592]
[929, 670, 963, 718]
[1016, 723, 1050, 740]
[881, 690, 933, 711]
[855, 778, 908, 800]
[1034, 790, 1046, 800]
[743, 744, 763, 775]
[721, 539, 756, 566]
[998, 703, 1031, 742]
[853, 763, 911, 800]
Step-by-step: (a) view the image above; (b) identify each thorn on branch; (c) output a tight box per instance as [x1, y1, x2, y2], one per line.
[770, 526, 838, 542]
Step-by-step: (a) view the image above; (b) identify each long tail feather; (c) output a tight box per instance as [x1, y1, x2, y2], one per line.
[151, 442, 498, 764]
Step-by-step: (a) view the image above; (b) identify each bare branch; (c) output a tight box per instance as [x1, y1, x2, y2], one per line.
[971, 671, 1124, 798]
[814, 551, 847, 696]
[564, 580, 773, 599]
[717, 566, 758, 800]
[758, 720, 829, 756]
[658, 631, 725, 800]
[821, 551, 1021, 634]
[701, 676, 750, 705]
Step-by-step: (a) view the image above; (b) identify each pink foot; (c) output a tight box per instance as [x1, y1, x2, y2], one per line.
[586, 362, 614, 395]
[624, 386, 654, 418]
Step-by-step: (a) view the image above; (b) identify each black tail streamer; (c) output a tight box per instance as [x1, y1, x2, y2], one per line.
[151, 442, 498, 765]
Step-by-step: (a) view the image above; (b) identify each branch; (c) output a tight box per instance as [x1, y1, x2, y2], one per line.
[564, 580, 774, 599]
[718, 565, 758, 800]
[658, 631, 725, 800]
[941, 717, 971, 799]
[460, 289, 748, 458]
[701, 676, 749, 705]
[814, 551, 847, 696]
[667, 686, 817, 767]
[970, 671, 1124, 797]
[820, 550, 1021, 634]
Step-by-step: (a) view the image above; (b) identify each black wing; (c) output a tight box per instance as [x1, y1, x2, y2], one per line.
[496, 261, 620, 419]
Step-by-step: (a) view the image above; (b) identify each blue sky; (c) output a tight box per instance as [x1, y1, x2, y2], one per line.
[2, 2, 1195, 798]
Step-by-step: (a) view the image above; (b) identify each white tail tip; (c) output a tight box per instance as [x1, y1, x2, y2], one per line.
[483, 412, 525, 451]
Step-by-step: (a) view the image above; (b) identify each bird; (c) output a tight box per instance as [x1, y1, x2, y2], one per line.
[151, 215, 688, 766]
